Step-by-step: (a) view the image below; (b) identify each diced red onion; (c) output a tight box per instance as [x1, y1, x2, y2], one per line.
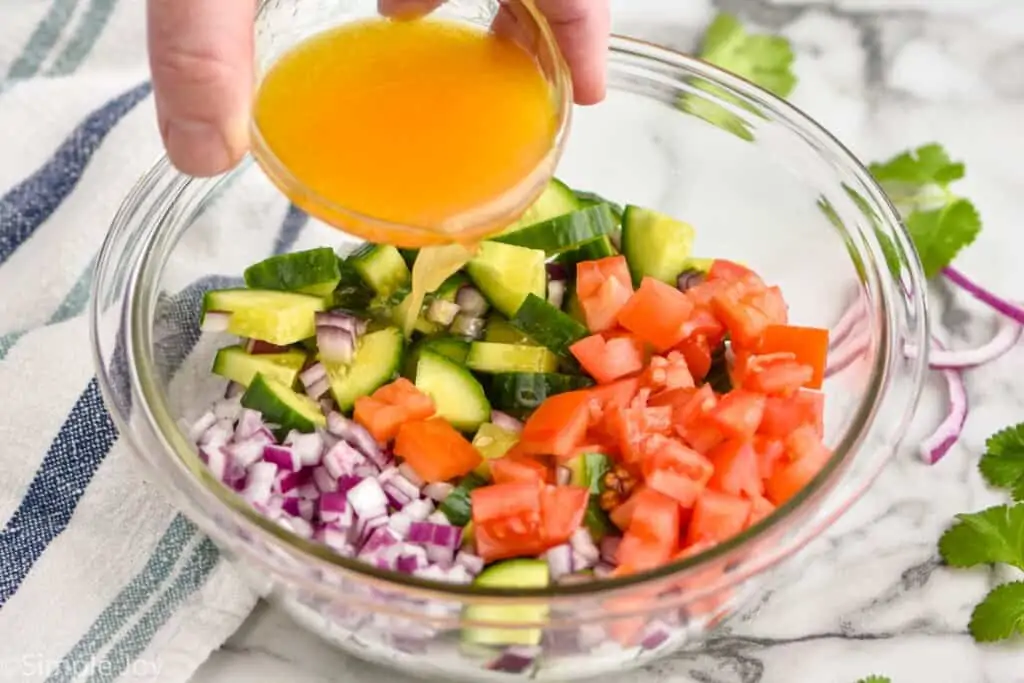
[422, 482, 454, 502]
[315, 311, 365, 334]
[593, 562, 616, 578]
[355, 513, 389, 547]
[299, 362, 327, 389]
[188, 411, 218, 444]
[570, 528, 600, 566]
[912, 319, 1022, 369]
[242, 462, 277, 504]
[639, 622, 672, 650]
[450, 313, 486, 340]
[313, 466, 338, 493]
[234, 409, 265, 441]
[360, 527, 401, 557]
[402, 498, 434, 522]
[398, 463, 425, 489]
[213, 396, 243, 422]
[544, 544, 573, 580]
[446, 564, 474, 584]
[396, 552, 424, 574]
[676, 268, 706, 292]
[578, 623, 606, 648]
[454, 551, 484, 575]
[599, 536, 621, 565]
[245, 338, 291, 354]
[323, 440, 366, 478]
[490, 410, 523, 434]
[305, 376, 330, 400]
[200, 310, 231, 333]
[224, 381, 245, 399]
[546, 262, 568, 282]
[327, 412, 386, 467]
[455, 286, 490, 317]
[315, 524, 354, 553]
[317, 326, 355, 364]
[943, 266, 1024, 326]
[262, 444, 300, 471]
[921, 337, 968, 465]
[558, 571, 595, 585]
[347, 478, 389, 519]
[199, 419, 234, 450]
[556, 465, 572, 486]
[408, 522, 462, 565]
[354, 463, 379, 478]
[426, 510, 450, 525]
[383, 483, 414, 511]
[281, 497, 301, 517]
[388, 512, 413, 538]
[547, 279, 566, 309]
[228, 432, 274, 468]
[336, 474, 364, 496]
[295, 483, 319, 500]
[487, 646, 540, 674]
[426, 299, 462, 326]
[265, 494, 285, 514]
[201, 446, 228, 482]
[277, 515, 314, 539]
[275, 468, 312, 495]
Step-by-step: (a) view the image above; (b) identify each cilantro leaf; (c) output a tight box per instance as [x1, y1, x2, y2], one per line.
[969, 581, 1024, 642]
[937, 504, 1024, 570]
[699, 13, 797, 98]
[979, 423, 1024, 500]
[856, 677, 892, 683]
[868, 144, 981, 278]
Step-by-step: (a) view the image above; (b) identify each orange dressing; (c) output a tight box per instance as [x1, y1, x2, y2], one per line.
[253, 17, 559, 246]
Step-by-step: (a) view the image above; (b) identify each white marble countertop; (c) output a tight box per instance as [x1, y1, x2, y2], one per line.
[192, 0, 1024, 681]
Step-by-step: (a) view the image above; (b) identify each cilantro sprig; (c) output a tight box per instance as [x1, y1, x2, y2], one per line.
[868, 145, 982, 278]
[978, 423, 1024, 501]
[855, 677, 892, 683]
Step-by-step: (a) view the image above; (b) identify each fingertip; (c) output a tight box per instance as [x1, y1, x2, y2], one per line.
[161, 116, 249, 176]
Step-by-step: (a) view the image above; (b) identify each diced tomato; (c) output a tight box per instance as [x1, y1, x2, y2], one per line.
[685, 489, 752, 546]
[472, 483, 545, 561]
[588, 376, 641, 411]
[642, 351, 695, 392]
[765, 426, 832, 505]
[711, 282, 775, 348]
[570, 333, 645, 384]
[678, 305, 726, 343]
[704, 389, 766, 438]
[394, 418, 481, 483]
[752, 435, 785, 479]
[371, 377, 435, 416]
[616, 277, 695, 352]
[757, 325, 829, 389]
[604, 391, 671, 462]
[353, 378, 436, 443]
[707, 259, 763, 286]
[683, 278, 728, 308]
[676, 335, 715, 381]
[667, 383, 717, 426]
[676, 421, 725, 456]
[491, 456, 549, 485]
[609, 484, 647, 530]
[353, 397, 407, 444]
[519, 390, 592, 458]
[648, 386, 696, 409]
[759, 389, 824, 438]
[746, 494, 776, 527]
[739, 352, 814, 395]
[616, 488, 680, 573]
[758, 286, 789, 327]
[577, 256, 632, 298]
[540, 485, 589, 546]
[706, 438, 763, 498]
[642, 435, 713, 509]
[577, 256, 634, 333]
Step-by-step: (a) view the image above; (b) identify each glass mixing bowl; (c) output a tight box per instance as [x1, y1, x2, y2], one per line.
[91, 33, 929, 683]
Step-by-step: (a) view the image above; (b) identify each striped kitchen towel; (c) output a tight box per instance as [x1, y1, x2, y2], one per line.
[0, 3, 262, 682]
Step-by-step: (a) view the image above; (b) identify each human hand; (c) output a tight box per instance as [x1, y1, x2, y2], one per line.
[147, 0, 610, 177]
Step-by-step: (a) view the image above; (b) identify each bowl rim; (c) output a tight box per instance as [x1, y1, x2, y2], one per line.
[99, 33, 926, 604]
[249, 0, 574, 247]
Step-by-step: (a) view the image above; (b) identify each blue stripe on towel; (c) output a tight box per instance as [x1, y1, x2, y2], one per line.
[0, 81, 151, 268]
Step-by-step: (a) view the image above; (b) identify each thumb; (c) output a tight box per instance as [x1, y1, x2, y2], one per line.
[147, 0, 256, 176]
[534, 0, 610, 105]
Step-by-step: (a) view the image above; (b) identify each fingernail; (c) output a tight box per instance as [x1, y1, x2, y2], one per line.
[164, 119, 236, 176]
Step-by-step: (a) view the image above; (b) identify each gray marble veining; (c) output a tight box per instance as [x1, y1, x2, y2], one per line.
[190, 0, 1024, 681]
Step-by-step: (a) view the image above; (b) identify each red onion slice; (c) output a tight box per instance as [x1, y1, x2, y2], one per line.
[326, 412, 386, 467]
[547, 279, 566, 309]
[909, 318, 1022, 369]
[317, 326, 355, 364]
[943, 267, 1024, 326]
[262, 444, 300, 471]
[490, 410, 524, 434]
[455, 286, 490, 317]
[921, 337, 968, 465]
[829, 296, 866, 350]
[242, 462, 277, 504]
[299, 362, 327, 389]
[245, 338, 291, 354]
[544, 544, 573, 580]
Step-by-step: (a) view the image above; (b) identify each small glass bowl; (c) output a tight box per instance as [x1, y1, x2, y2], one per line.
[91, 33, 929, 683]
[250, 0, 573, 247]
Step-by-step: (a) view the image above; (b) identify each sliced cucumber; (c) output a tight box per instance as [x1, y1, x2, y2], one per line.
[465, 242, 546, 318]
[243, 247, 341, 297]
[573, 189, 624, 224]
[503, 178, 580, 233]
[402, 335, 471, 380]
[326, 327, 404, 412]
[583, 499, 616, 541]
[435, 272, 471, 301]
[567, 452, 611, 494]
[202, 289, 326, 346]
[621, 205, 696, 285]
[471, 422, 520, 478]
[489, 372, 594, 416]
[465, 342, 559, 374]
[484, 315, 535, 345]
[415, 350, 490, 432]
[684, 256, 715, 273]
[348, 244, 411, 296]
[241, 373, 326, 435]
[439, 472, 488, 526]
[212, 345, 306, 388]
[510, 294, 589, 361]
[332, 283, 375, 312]
[494, 204, 618, 256]
[463, 559, 549, 646]
[556, 235, 618, 274]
